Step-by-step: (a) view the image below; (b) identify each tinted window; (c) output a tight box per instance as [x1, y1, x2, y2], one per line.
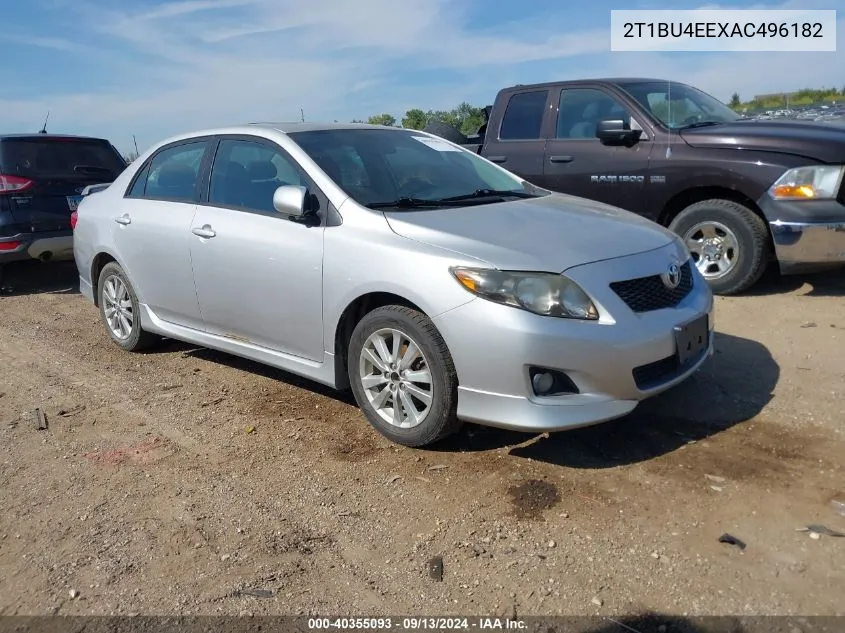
[208, 139, 305, 213]
[556, 88, 632, 139]
[0, 137, 126, 179]
[126, 163, 150, 198]
[288, 128, 540, 208]
[136, 141, 207, 202]
[499, 91, 548, 140]
[621, 81, 740, 129]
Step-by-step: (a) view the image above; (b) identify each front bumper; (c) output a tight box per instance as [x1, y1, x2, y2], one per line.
[758, 196, 845, 274]
[433, 243, 714, 433]
[0, 230, 74, 264]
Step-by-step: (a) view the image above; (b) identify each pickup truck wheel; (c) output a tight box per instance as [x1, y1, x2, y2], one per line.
[348, 305, 461, 448]
[97, 262, 160, 352]
[668, 199, 769, 295]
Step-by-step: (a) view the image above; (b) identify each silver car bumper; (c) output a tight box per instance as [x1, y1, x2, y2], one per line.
[433, 246, 714, 433]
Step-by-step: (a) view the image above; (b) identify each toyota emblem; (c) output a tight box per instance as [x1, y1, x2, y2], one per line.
[661, 262, 681, 289]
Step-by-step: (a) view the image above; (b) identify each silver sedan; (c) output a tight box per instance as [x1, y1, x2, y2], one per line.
[73, 123, 714, 447]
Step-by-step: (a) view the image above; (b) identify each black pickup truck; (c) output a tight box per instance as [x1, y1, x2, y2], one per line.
[424, 78, 845, 295]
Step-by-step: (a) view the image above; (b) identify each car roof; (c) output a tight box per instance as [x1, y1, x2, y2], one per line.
[247, 122, 401, 133]
[0, 133, 111, 142]
[503, 78, 681, 91]
[150, 122, 418, 150]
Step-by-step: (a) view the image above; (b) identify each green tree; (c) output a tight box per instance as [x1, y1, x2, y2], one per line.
[423, 102, 486, 136]
[367, 114, 396, 127]
[401, 108, 427, 130]
[729, 92, 741, 109]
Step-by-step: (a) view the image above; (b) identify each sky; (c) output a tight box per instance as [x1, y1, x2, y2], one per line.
[1, 0, 842, 154]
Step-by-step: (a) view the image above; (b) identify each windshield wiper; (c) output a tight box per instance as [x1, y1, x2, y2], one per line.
[678, 121, 724, 130]
[74, 164, 114, 175]
[437, 188, 540, 202]
[366, 197, 447, 209]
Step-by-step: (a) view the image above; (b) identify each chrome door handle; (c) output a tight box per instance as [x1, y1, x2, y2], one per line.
[114, 214, 131, 225]
[191, 225, 216, 238]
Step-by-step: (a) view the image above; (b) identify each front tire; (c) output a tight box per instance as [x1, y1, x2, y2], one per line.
[97, 262, 160, 352]
[348, 305, 461, 447]
[668, 199, 769, 295]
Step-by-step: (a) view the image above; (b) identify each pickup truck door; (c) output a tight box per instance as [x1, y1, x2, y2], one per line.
[542, 86, 654, 215]
[479, 89, 551, 186]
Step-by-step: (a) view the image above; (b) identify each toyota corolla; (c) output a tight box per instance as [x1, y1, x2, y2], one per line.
[72, 123, 714, 447]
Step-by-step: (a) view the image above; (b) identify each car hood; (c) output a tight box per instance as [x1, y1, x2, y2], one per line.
[383, 193, 678, 273]
[679, 120, 845, 163]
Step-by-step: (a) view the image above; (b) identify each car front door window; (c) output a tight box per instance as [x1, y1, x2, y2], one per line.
[209, 139, 306, 214]
[556, 88, 634, 140]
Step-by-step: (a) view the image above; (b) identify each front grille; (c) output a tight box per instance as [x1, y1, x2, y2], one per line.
[632, 338, 709, 391]
[610, 261, 693, 313]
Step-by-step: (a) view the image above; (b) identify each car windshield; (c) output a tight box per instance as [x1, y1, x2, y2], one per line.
[286, 128, 546, 209]
[620, 81, 742, 130]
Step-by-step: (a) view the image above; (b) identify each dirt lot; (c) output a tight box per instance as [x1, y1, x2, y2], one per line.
[0, 262, 843, 619]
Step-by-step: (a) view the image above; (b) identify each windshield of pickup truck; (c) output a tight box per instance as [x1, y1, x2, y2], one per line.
[621, 81, 742, 129]
[287, 128, 546, 209]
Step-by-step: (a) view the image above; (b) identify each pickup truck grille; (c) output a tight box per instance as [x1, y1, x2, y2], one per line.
[610, 261, 693, 313]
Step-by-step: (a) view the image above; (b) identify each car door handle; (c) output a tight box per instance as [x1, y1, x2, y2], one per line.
[114, 214, 131, 225]
[549, 155, 574, 163]
[487, 155, 507, 163]
[191, 225, 216, 239]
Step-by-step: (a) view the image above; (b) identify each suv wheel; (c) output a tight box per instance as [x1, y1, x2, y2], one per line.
[97, 262, 160, 351]
[348, 305, 461, 447]
[669, 199, 769, 295]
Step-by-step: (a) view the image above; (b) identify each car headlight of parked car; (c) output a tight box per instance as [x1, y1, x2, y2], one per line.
[450, 267, 599, 320]
[768, 165, 844, 200]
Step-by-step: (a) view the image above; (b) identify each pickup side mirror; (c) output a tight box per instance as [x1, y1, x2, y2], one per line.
[596, 119, 642, 146]
[273, 185, 307, 218]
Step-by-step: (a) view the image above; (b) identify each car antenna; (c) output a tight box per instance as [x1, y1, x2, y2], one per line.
[665, 81, 672, 159]
[39, 110, 50, 134]
[300, 107, 305, 123]
[133, 134, 139, 155]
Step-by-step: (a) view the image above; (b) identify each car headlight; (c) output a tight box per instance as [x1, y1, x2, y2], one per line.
[769, 165, 844, 200]
[450, 267, 599, 320]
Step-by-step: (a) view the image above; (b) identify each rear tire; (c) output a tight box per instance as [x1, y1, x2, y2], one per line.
[97, 262, 160, 352]
[348, 305, 461, 448]
[668, 199, 769, 295]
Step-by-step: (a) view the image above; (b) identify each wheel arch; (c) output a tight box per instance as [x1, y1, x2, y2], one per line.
[90, 250, 141, 307]
[332, 291, 426, 390]
[657, 186, 768, 229]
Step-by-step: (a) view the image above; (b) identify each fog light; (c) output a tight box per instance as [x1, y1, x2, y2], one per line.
[532, 371, 555, 394]
[529, 367, 579, 397]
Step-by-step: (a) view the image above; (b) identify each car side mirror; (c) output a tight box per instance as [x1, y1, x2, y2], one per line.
[596, 119, 642, 146]
[273, 185, 307, 218]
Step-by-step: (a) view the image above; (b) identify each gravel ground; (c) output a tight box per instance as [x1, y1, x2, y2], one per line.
[0, 261, 843, 619]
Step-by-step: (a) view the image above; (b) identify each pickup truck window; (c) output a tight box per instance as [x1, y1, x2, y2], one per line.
[499, 90, 548, 140]
[621, 81, 740, 129]
[556, 88, 632, 139]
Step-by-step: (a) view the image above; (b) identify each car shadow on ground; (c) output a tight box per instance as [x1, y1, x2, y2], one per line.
[742, 265, 844, 297]
[432, 331, 779, 468]
[557, 614, 803, 632]
[0, 261, 80, 296]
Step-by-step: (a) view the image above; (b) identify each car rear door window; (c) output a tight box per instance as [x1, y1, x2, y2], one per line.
[208, 139, 306, 214]
[499, 91, 549, 140]
[129, 141, 207, 202]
